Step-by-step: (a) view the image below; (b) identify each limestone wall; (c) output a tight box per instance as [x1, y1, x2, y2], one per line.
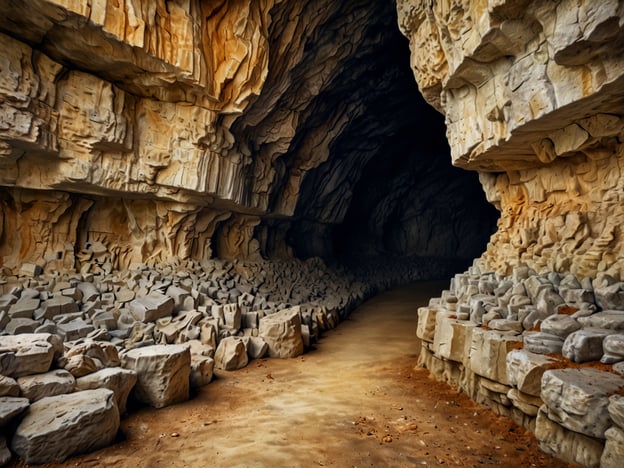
[397, 0, 624, 277]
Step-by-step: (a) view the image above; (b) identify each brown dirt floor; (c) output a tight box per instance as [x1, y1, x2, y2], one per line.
[16, 282, 575, 467]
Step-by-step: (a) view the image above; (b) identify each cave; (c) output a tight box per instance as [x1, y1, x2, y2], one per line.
[1, 0, 624, 466]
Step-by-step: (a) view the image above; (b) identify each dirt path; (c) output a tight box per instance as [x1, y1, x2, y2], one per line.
[36, 283, 571, 467]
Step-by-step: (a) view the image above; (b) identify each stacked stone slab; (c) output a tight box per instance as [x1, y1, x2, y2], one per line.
[416, 263, 624, 466]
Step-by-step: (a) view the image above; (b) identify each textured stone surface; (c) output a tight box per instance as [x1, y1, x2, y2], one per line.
[0, 334, 60, 378]
[0, 396, 29, 427]
[214, 337, 248, 371]
[506, 349, 557, 397]
[17, 369, 75, 402]
[259, 308, 304, 359]
[75, 367, 137, 415]
[541, 368, 624, 439]
[11, 389, 119, 464]
[468, 328, 522, 385]
[121, 344, 190, 408]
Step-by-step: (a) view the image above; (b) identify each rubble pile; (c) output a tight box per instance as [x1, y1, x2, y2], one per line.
[417, 263, 624, 467]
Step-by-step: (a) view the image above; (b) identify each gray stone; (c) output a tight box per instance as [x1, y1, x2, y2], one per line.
[121, 344, 190, 408]
[540, 314, 581, 338]
[17, 369, 75, 402]
[562, 328, 612, 362]
[242, 336, 268, 359]
[487, 318, 523, 333]
[0, 334, 61, 378]
[578, 310, 624, 330]
[541, 368, 624, 438]
[128, 293, 174, 322]
[602, 426, 624, 468]
[56, 319, 95, 341]
[75, 367, 137, 414]
[259, 308, 304, 358]
[602, 334, 624, 364]
[535, 289, 564, 316]
[8, 299, 40, 319]
[39, 296, 79, 319]
[77, 282, 99, 302]
[523, 331, 564, 355]
[223, 303, 241, 331]
[595, 282, 624, 310]
[535, 408, 604, 468]
[4, 318, 39, 334]
[11, 389, 119, 464]
[0, 396, 29, 426]
[214, 337, 248, 371]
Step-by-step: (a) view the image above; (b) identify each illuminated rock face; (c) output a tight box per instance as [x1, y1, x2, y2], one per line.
[0, 0, 494, 272]
[398, 0, 624, 278]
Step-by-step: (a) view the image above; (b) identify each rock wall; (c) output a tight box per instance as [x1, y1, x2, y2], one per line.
[398, 0, 624, 278]
[0, 0, 495, 273]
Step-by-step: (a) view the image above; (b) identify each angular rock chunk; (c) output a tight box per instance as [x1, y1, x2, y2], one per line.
[76, 367, 137, 414]
[506, 349, 558, 397]
[242, 336, 268, 359]
[433, 315, 476, 362]
[595, 283, 624, 310]
[469, 328, 522, 385]
[540, 314, 581, 338]
[608, 394, 624, 429]
[0, 334, 62, 378]
[0, 375, 19, 397]
[0, 396, 29, 426]
[541, 368, 624, 438]
[11, 389, 119, 464]
[128, 293, 174, 322]
[259, 308, 304, 358]
[562, 328, 612, 362]
[190, 355, 214, 388]
[578, 310, 624, 330]
[214, 337, 248, 371]
[17, 369, 75, 402]
[121, 344, 190, 408]
[8, 299, 40, 319]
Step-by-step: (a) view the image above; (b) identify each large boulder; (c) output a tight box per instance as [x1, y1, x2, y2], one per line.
[0, 334, 62, 378]
[121, 344, 190, 408]
[11, 389, 119, 464]
[259, 308, 304, 358]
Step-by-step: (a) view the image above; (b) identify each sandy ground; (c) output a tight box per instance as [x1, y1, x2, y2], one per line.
[23, 282, 573, 467]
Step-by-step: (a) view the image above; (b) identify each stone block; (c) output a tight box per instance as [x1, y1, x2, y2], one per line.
[128, 293, 174, 322]
[562, 328, 612, 362]
[469, 328, 522, 385]
[535, 408, 604, 468]
[0, 333, 61, 378]
[223, 303, 241, 331]
[121, 344, 190, 408]
[578, 310, 624, 330]
[507, 388, 542, 417]
[432, 315, 476, 362]
[214, 337, 248, 371]
[523, 331, 564, 355]
[506, 349, 557, 397]
[540, 314, 581, 338]
[190, 355, 214, 388]
[56, 319, 95, 341]
[11, 389, 119, 464]
[8, 299, 40, 319]
[541, 368, 624, 438]
[608, 394, 624, 429]
[4, 318, 39, 334]
[75, 367, 137, 414]
[595, 283, 624, 310]
[259, 308, 304, 358]
[0, 396, 29, 426]
[17, 369, 75, 402]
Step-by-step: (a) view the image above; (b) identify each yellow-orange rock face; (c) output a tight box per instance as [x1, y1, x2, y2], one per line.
[398, 0, 624, 278]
